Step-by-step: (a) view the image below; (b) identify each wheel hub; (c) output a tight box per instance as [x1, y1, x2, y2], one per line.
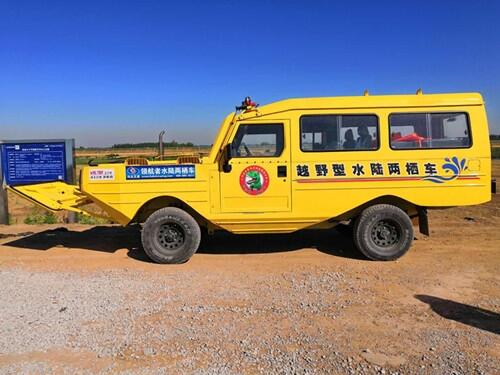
[158, 223, 185, 250]
[371, 220, 399, 247]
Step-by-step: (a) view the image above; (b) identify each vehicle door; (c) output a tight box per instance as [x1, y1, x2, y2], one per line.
[219, 121, 291, 213]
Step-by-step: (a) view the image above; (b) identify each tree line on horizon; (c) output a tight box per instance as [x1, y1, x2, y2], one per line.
[111, 141, 196, 148]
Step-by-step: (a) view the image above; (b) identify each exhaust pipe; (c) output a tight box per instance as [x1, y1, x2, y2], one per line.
[158, 130, 166, 160]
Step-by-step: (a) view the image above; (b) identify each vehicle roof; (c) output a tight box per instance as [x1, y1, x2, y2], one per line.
[248, 92, 484, 117]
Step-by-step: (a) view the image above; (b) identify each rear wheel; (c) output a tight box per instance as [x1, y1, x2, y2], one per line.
[141, 207, 201, 264]
[353, 204, 413, 261]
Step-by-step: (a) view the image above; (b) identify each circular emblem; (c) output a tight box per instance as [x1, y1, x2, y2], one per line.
[240, 166, 270, 195]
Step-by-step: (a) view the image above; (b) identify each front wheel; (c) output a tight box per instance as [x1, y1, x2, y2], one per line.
[141, 207, 201, 264]
[353, 204, 414, 261]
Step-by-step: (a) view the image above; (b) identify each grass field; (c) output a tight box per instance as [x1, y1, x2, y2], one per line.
[4, 143, 500, 224]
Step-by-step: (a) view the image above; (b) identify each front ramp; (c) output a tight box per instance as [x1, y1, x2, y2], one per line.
[8, 181, 91, 213]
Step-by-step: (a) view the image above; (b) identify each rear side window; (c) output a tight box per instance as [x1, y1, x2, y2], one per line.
[231, 124, 284, 157]
[389, 112, 471, 149]
[300, 115, 379, 152]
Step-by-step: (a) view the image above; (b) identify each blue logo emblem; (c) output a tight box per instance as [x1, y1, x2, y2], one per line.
[422, 157, 467, 184]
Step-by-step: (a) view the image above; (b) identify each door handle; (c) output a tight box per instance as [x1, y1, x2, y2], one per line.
[277, 165, 287, 177]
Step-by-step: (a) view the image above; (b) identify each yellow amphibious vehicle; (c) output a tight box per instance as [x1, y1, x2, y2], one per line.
[9, 92, 495, 263]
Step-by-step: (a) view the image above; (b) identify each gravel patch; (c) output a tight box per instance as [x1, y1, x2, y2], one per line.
[0, 269, 174, 356]
[0, 263, 497, 374]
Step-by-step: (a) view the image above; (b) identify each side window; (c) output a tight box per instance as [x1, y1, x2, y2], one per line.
[390, 112, 471, 149]
[231, 124, 284, 157]
[300, 115, 378, 151]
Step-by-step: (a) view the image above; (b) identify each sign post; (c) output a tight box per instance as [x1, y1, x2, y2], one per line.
[0, 139, 75, 224]
[0, 160, 8, 224]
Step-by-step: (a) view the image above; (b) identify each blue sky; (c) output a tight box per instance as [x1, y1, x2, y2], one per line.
[1, 0, 499, 147]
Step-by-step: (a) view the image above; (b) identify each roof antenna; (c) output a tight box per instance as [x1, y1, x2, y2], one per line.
[416, 88, 423, 95]
[363, 89, 369, 96]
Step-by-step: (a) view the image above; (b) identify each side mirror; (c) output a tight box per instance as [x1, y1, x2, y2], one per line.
[225, 143, 233, 160]
[222, 144, 232, 173]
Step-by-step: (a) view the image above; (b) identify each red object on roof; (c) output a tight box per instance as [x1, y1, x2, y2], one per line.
[244, 97, 257, 107]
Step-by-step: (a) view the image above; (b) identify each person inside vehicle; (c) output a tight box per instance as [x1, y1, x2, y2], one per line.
[356, 125, 372, 149]
[343, 129, 356, 149]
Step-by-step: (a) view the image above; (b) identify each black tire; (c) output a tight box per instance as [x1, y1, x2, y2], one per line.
[141, 207, 201, 264]
[353, 204, 413, 261]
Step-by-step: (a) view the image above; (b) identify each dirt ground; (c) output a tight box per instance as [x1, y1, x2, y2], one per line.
[0, 166, 498, 374]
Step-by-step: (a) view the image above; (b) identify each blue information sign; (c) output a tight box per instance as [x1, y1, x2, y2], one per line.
[1, 142, 67, 185]
[126, 165, 195, 180]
